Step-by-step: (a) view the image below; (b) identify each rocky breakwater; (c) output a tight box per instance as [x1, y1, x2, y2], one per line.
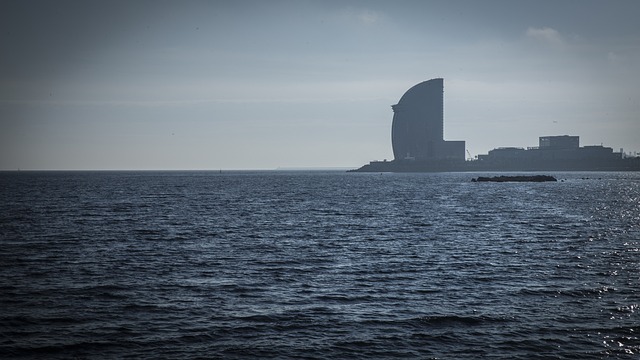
[471, 175, 557, 182]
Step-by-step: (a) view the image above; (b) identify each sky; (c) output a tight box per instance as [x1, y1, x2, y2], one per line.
[1, 0, 639, 170]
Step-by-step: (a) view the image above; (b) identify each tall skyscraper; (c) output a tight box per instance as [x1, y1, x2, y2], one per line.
[391, 78, 464, 161]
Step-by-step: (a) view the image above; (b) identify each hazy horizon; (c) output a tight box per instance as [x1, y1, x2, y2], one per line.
[2, 0, 639, 170]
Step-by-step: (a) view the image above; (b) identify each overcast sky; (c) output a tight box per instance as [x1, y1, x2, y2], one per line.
[1, 0, 639, 170]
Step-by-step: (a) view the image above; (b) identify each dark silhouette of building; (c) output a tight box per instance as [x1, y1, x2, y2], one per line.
[477, 135, 621, 164]
[539, 135, 579, 149]
[391, 78, 465, 161]
[350, 80, 639, 172]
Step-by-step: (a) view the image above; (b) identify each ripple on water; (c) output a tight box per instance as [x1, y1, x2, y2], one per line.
[1, 171, 639, 359]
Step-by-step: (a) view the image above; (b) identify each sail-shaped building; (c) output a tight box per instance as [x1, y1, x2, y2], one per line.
[391, 78, 465, 162]
[350, 78, 639, 172]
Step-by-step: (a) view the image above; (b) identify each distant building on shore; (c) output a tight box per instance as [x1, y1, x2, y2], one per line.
[391, 78, 465, 162]
[477, 135, 624, 167]
[350, 79, 639, 172]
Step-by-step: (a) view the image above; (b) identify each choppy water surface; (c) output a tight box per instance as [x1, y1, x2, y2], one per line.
[1, 171, 639, 359]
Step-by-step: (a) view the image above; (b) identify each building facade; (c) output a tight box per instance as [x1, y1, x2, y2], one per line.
[476, 135, 623, 168]
[391, 78, 465, 162]
[539, 135, 579, 149]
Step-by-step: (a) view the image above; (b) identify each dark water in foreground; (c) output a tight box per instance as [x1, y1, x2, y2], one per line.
[1, 171, 639, 359]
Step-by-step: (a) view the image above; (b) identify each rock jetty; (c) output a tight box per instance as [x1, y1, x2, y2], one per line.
[471, 175, 557, 183]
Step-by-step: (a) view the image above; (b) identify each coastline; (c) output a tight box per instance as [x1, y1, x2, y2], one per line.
[349, 157, 640, 172]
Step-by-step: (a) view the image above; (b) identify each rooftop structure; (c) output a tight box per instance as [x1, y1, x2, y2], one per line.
[539, 135, 579, 149]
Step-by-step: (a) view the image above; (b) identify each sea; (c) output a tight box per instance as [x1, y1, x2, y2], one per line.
[1, 170, 639, 359]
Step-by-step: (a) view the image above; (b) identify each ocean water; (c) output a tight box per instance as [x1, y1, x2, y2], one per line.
[1, 171, 639, 359]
